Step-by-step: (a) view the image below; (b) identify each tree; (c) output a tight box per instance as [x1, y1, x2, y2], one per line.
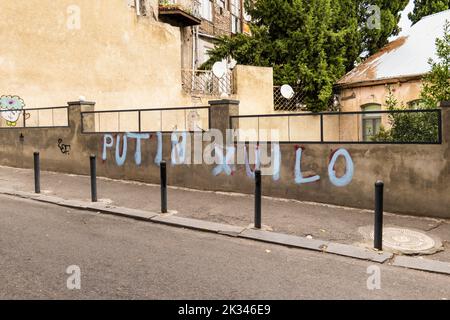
[360, 0, 411, 56]
[373, 88, 439, 143]
[409, 0, 450, 25]
[204, 0, 408, 112]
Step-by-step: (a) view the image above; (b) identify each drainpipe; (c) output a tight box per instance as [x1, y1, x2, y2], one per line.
[191, 25, 199, 94]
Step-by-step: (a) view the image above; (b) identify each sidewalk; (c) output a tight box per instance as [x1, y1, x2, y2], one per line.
[0, 165, 449, 265]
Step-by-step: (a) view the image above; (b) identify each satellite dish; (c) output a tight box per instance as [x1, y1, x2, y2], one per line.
[212, 61, 227, 79]
[280, 85, 295, 99]
[243, 12, 251, 22]
[79, 95, 86, 102]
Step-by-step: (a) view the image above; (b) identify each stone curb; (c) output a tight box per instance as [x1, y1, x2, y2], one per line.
[1, 189, 449, 274]
[240, 229, 392, 263]
[392, 256, 450, 275]
[151, 215, 245, 235]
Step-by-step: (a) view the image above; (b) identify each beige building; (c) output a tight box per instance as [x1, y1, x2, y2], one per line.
[0, 0, 275, 132]
[335, 10, 450, 141]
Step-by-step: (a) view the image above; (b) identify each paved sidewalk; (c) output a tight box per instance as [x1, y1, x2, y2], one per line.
[0, 165, 449, 264]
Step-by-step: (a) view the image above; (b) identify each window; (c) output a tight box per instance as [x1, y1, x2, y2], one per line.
[201, 0, 213, 21]
[230, 0, 241, 34]
[361, 104, 381, 142]
[407, 99, 426, 109]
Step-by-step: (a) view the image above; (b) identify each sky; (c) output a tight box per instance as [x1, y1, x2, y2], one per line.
[397, 0, 415, 36]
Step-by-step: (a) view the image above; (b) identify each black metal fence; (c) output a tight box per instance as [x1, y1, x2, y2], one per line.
[273, 86, 307, 112]
[81, 106, 211, 134]
[0, 106, 69, 129]
[230, 109, 442, 144]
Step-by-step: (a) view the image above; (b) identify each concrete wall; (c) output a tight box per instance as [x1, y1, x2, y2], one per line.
[0, 100, 449, 219]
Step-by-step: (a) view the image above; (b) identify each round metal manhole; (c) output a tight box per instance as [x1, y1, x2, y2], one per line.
[370, 228, 441, 254]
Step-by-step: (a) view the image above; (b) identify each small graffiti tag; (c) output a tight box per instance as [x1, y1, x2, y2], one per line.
[0, 95, 27, 127]
[58, 139, 71, 155]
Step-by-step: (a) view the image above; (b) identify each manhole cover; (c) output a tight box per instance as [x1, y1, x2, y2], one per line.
[370, 228, 438, 254]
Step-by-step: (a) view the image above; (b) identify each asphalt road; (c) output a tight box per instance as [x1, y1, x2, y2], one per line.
[0, 194, 449, 299]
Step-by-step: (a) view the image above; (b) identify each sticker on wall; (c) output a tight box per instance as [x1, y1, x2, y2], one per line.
[0, 95, 26, 127]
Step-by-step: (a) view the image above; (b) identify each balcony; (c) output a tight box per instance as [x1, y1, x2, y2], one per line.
[159, 0, 201, 27]
[182, 69, 234, 97]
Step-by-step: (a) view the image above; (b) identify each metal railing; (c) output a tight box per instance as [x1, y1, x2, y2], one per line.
[159, 0, 201, 19]
[81, 106, 211, 134]
[0, 106, 69, 129]
[273, 86, 307, 112]
[230, 109, 442, 144]
[182, 69, 234, 97]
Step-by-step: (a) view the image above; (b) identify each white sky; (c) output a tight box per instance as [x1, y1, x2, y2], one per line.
[397, 0, 415, 36]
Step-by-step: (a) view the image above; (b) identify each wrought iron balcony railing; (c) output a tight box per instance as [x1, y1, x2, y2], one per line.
[181, 69, 234, 97]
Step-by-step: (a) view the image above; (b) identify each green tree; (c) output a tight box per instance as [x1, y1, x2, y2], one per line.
[373, 88, 439, 143]
[409, 0, 450, 24]
[204, 0, 408, 111]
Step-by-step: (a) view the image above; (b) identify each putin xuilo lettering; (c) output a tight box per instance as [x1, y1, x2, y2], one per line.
[101, 134, 354, 187]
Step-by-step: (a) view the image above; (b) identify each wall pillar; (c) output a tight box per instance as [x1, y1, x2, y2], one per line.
[208, 99, 239, 144]
[67, 100, 96, 134]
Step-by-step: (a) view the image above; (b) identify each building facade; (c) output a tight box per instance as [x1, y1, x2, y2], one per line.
[335, 10, 450, 141]
[0, 0, 269, 118]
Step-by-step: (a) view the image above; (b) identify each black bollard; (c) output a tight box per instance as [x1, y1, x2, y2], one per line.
[374, 181, 384, 250]
[90, 155, 97, 202]
[160, 161, 167, 214]
[255, 170, 262, 229]
[33, 152, 40, 194]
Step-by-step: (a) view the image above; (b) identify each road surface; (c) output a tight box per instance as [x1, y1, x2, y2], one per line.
[0, 194, 449, 299]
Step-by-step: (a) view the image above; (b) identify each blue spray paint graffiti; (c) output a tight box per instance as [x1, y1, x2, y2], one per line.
[100, 133, 354, 188]
[272, 143, 281, 181]
[212, 145, 235, 176]
[115, 134, 127, 166]
[102, 134, 114, 161]
[328, 148, 354, 187]
[171, 131, 187, 165]
[244, 143, 281, 181]
[154, 132, 163, 166]
[126, 133, 150, 166]
[244, 145, 260, 179]
[103, 133, 151, 166]
[294, 147, 321, 184]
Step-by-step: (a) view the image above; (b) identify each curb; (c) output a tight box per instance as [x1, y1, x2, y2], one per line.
[392, 256, 450, 275]
[1, 189, 449, 275]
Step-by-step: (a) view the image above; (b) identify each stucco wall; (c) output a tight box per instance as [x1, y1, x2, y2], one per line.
[0, 100, 448, 218]
[338, 80, 423, 112]
[0, 0, 191, 110]
[234, 65, 274, 115]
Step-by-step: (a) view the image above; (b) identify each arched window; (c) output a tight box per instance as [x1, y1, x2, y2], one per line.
[361, 103, 381, 142]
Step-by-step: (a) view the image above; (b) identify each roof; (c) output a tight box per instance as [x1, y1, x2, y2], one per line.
[337, 9, 450, 87]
